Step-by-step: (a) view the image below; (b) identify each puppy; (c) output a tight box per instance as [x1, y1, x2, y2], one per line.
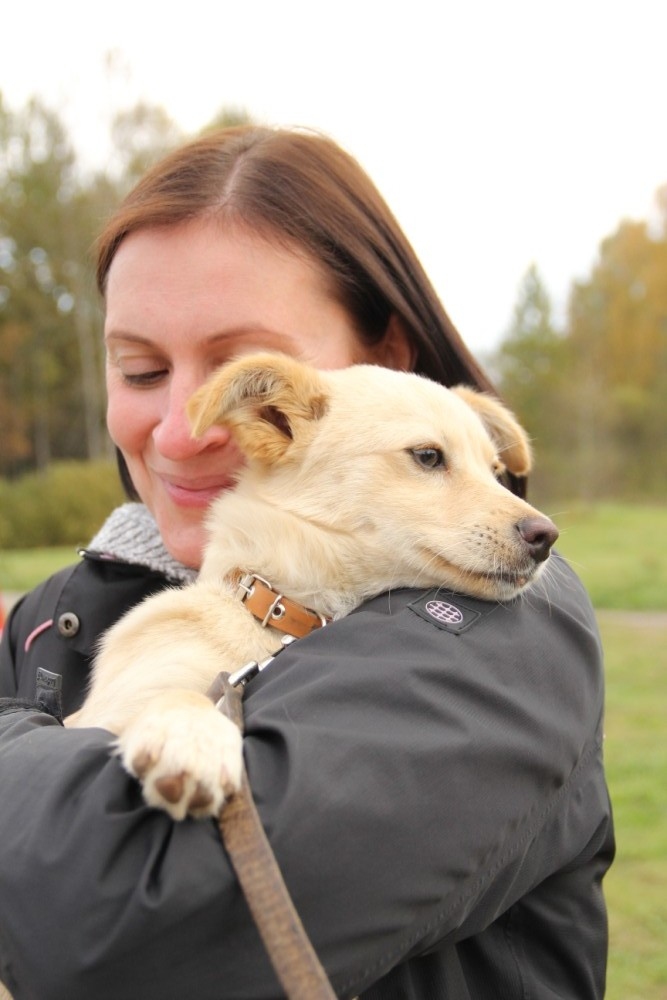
[68, 353, 558, 820]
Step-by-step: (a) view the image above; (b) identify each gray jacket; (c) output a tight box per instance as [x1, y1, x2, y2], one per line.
[0, 551, 614, 998]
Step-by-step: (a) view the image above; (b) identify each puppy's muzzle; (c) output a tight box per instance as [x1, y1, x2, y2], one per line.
[516, 516, 559, 563]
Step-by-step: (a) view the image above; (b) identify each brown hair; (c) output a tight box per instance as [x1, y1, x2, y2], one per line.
[97, 125, 525, 496]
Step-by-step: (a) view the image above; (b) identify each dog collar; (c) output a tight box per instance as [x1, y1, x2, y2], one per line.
[233, 572, 329, 639]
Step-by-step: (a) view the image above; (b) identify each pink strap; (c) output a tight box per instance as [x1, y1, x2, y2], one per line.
[24, 619, 54, 653]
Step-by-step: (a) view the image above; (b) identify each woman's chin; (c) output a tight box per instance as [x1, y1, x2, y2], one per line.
[158, 520, 205, 571]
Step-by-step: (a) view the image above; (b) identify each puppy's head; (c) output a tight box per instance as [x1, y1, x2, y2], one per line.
[188, 353, 557, 602]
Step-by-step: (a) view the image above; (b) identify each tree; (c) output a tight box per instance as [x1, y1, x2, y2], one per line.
[108, 102, 185, 191]
[490, 264, 572, 497]
[1, 94, 258, 478]
[567, 206, 667, 497]
[0, 93, 106, 474]
[493, 181, 667, 503]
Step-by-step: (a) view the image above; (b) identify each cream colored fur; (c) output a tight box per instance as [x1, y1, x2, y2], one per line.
[68, 353, 557, 820]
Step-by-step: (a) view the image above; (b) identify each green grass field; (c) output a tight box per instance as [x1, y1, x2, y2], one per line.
[547, 502, 667, 610]
[1, 502, 665, 995]
[0, 545, 79, 593]
[2, 501, 666, 608]
[599, 614, 667, 999]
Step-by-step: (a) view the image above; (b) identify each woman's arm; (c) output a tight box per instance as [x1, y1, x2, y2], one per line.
[0, 556, 612, 999]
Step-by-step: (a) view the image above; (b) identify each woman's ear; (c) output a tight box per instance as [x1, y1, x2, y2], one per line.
[370, 314, 417, 372]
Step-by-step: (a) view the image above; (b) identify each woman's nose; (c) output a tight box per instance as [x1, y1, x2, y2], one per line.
[153, 384, 232, 460]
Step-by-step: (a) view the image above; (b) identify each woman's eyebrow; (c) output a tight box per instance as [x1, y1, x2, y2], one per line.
[104, 331, 154, 345]
[104, 325, 295, 346]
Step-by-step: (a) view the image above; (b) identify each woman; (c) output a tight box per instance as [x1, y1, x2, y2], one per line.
[0, 126, 613, 999]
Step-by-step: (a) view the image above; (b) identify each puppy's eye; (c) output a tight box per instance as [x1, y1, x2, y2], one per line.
[409, 447, 446, 470]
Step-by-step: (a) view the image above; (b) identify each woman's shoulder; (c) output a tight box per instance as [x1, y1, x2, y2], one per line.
[7, 551, 174, 639]
[345, 551, 599, 661]
[0, 554, 174, 711]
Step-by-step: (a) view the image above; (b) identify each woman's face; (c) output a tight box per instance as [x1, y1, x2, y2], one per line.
[105, 219, 410, 568]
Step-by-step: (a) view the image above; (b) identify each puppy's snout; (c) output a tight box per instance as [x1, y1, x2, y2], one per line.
[516, 516, 559, 563]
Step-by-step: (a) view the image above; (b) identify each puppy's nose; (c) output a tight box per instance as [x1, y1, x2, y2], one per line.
[516, 516, 559, 563]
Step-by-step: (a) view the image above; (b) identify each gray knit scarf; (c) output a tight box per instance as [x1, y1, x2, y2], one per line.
[87, 503, 198, 584]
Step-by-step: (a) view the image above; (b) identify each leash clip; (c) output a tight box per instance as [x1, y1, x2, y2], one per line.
[226, 634, 297, 691]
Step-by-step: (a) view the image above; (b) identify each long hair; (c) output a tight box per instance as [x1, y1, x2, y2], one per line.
[96, 126, 525, 497]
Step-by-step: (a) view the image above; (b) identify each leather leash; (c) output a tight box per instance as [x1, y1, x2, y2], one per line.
[208, 666, 337, 1000]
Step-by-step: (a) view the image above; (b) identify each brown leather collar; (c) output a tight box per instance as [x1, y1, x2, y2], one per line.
[233, 572, 329, 639]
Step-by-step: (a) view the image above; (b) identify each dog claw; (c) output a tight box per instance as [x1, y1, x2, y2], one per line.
[188, 782, 214, 812]
[154, 773, 186, 804]
[221, 769, 238, 801]
[132, 749, 157, 778]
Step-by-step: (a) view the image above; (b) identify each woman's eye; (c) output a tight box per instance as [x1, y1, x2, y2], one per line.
[409, 447, 446, 470]
[121, 369, 168, 387]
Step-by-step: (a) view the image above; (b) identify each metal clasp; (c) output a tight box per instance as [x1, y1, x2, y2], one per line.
[226, 635, 297, 692]
[261, 592, 286, 627]
[236, 572, 268, 601]
[236, 573, 288, 628]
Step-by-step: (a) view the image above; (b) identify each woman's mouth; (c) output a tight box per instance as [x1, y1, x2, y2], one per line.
[159, 476, 235, 509]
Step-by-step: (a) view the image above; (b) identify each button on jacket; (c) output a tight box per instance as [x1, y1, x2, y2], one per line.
[0, 551, 614, 999]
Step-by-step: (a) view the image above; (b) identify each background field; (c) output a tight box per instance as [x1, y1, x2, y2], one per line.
[2, 500, 666, 608]
[1, 502, 665, 997]
[598, 614, 667, 1000]
[547, 502, 667, 610]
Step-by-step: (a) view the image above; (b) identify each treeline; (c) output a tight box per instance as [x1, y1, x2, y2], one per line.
[489, 197, 667, 501]
[0, 93, 248, 478]
[1, 93, 666, 501]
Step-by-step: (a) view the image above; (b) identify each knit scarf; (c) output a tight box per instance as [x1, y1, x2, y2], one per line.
[87, 503, 198, 584]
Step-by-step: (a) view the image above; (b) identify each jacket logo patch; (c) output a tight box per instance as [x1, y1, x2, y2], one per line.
[408, 590, 482, 634]
[424, 600, 464, 625]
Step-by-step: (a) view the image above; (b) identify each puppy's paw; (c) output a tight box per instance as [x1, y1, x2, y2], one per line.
[117, 691, 243, 820]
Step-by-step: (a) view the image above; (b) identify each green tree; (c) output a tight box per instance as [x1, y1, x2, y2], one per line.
[0, 94, 255, 478]
[0, 95, 195, 476]
[0, 93, 107, 474]
[490, 264, 572, 498]
[201, 106, 252, 134]
[108, 102, 185, 191]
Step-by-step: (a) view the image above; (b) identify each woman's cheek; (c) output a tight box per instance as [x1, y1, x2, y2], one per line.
[106, 386, 152, 454]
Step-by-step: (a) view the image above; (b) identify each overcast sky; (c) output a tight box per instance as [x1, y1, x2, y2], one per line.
[3, 0, 666, 355]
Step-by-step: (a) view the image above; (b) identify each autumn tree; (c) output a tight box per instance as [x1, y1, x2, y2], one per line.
[494, 189, 667, 501]
[567, 202, 667, 496]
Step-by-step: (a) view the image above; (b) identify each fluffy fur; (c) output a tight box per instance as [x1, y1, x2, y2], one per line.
[68, 353, 558, 820]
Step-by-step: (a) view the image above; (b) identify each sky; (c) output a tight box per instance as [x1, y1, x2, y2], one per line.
[2, 0, 666, 356]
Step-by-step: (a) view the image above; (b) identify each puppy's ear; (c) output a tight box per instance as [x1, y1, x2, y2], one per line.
[187, 352, 329, 464]
[452, 386, 533, 476]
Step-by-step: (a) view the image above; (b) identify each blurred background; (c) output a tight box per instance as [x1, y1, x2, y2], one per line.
[1, 0, 666, 506]
[1, 2, 665, 996]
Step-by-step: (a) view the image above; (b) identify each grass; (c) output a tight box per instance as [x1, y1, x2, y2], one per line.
[545, 502, 667, 610]
[1, 503, 666, 995]
[0, 546, 79, 593]
[2, 501, 666, 608]
[599, 614, 667, 1000]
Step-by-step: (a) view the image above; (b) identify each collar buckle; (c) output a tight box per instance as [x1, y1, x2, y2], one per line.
[234, 572, 329, 639]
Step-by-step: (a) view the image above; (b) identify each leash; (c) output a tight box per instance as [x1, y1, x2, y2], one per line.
[208, 657, 338, 1000]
